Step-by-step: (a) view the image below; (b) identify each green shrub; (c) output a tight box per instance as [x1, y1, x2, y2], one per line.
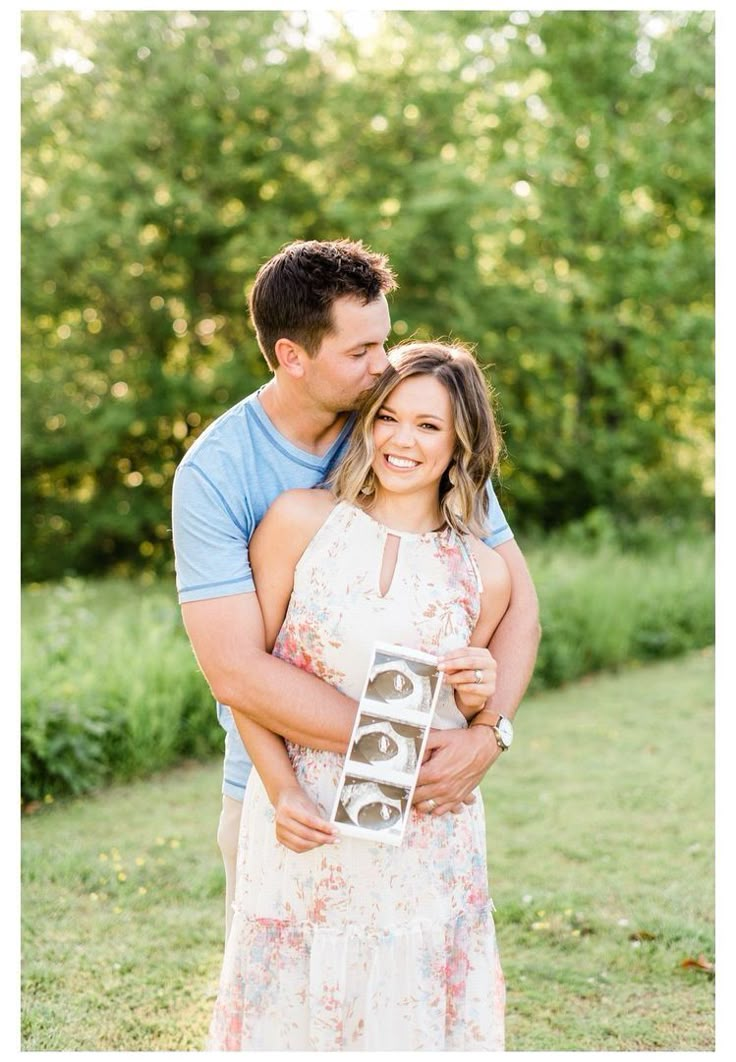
[20, 530, 714, 802]
[527, 533, 714, 692]
[21, 700, 125, 801]
[21, 578, 219, 802]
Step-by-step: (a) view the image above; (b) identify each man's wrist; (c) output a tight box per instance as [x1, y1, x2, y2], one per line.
[469, 709, 514, 752]
[466, 724, 502, 773]
[467, 721, 497, 751]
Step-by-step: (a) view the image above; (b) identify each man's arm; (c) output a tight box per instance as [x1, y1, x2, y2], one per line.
[482, 538, 541, 722]
[174, 465, 358, 753]
[181, 592, 356, 752]
[413, 538, 541, 810]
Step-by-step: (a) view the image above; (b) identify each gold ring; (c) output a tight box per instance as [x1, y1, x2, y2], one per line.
[474, 668, 483, 684]
[426, 798, 437, 811]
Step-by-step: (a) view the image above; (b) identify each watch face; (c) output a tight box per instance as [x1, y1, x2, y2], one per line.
[497, 717, 514, 747]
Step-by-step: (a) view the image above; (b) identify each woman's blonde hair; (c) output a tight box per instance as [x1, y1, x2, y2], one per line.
[330, 341, 502, 536]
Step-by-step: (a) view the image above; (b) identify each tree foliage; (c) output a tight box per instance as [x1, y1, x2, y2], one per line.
[21, 10, 714, 581]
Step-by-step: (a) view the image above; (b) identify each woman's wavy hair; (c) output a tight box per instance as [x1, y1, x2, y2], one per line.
[330, 341, 502, 536]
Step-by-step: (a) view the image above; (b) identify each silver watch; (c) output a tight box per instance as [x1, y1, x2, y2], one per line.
[492, 714, 514, 751]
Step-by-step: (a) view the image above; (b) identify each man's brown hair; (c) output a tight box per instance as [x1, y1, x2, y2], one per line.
[248, 239, 397, 370]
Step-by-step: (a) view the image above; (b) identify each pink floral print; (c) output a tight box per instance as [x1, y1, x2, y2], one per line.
[207, 502, 505, 1050]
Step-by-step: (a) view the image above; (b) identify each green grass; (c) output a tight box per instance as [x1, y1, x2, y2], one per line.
[21, 762, 224, 1051]
[488, 648, 715, 1050]
[21, 649, 714, 1051]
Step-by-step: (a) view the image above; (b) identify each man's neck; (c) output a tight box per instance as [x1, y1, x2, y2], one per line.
[258, 377, 348, 456]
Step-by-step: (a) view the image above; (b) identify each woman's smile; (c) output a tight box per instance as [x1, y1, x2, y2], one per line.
[383, 453, 421, 471]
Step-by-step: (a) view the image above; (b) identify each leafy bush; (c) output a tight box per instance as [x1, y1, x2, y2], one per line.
[20, 529, 714, 802]
[527, 532, 714, 691]
[21, 579, 219, 802]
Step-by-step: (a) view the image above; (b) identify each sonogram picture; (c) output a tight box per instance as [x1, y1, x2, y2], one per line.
[329, 642, 444, 845]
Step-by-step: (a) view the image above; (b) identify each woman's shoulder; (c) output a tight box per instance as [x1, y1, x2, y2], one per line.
[254, 488, 338, 551]
[268, 486, 338, 522]
[466, 534, 512, 598]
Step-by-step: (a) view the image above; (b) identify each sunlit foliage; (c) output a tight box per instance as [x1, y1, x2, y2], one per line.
[21, 10, 714, 581]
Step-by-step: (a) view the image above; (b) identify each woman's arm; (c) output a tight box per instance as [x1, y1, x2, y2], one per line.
[236, 490, 340, 851]
[236, 716, 339, 851]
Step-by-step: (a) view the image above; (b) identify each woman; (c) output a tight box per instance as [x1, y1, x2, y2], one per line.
[208, 341, 511, 1051]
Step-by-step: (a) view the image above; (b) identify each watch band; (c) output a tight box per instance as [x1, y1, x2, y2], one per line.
[469, 709, 501, 729]
[469, 709, 509, 751]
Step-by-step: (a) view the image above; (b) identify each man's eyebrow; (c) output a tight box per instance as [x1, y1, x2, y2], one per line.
[348, 337, 386, 349]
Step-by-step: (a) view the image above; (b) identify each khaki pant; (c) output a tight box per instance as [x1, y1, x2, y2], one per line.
[216, 794, 244, 943]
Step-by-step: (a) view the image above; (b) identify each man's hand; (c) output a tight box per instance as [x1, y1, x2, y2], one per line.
[413, 727, 501, 816]
[274, 787, 341, 853]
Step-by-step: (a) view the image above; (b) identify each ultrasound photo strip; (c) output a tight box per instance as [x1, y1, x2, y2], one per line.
[330, 642, 445, 846]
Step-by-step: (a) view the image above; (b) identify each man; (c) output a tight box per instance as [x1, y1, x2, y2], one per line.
[172, 239, 540, 940]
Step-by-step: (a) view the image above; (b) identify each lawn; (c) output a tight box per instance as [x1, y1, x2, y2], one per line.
[21, 649, 714, 1051]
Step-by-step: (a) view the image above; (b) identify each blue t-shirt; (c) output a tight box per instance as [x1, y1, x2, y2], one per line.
[172, 389, 514, 800]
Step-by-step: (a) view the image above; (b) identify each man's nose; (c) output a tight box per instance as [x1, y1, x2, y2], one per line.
[369, 347, 389, 376]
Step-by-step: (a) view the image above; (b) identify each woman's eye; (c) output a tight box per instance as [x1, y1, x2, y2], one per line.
[376, 413, 395, 422]
[420, 423, 439, 431]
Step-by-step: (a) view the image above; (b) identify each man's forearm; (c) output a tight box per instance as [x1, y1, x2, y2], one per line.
[486, 603, 541, 721]
[414, 544, 540, 810]
[213, 648, 357, 752]
[487, 541, 541, 721]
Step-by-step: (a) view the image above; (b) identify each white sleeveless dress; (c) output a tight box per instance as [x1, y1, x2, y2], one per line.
[207, 501, 505, 1051]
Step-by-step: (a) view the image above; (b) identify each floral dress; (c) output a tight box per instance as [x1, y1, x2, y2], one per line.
[207, 501, 505, 1051]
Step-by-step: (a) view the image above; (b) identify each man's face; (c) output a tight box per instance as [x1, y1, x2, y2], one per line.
[303, 294, 391, 413]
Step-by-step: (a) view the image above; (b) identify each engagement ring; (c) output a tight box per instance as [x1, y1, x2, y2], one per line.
[474, 668, 483, 684]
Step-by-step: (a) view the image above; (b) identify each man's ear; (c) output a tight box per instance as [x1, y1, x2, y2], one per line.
[273, 337, 308, 378]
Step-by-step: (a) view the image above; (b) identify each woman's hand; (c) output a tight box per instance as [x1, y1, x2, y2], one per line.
[274, 786, 341, 853]
[437, 646, 497, 717]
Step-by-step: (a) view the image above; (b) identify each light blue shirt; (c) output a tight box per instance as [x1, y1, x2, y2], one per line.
[172, 389, 514, 800]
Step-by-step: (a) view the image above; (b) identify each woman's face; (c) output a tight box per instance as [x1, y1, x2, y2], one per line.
[370, 374, 456, 499]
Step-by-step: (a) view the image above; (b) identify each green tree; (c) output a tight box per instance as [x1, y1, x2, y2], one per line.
[21, 10, 714, 581]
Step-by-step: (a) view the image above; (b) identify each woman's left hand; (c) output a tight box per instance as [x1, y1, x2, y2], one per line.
[437, 646, 497, 716]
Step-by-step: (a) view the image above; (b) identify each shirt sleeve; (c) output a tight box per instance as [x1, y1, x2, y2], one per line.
[172, 461, 256, 603]
[482, 482, 514, 549]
